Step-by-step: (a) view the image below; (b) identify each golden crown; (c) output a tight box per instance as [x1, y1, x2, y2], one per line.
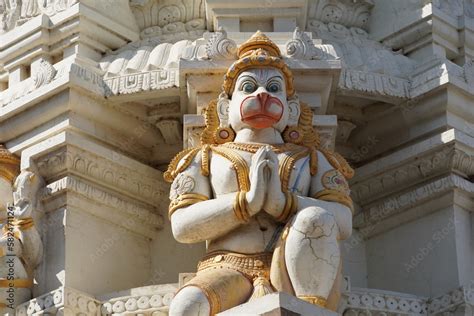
[222, 31, 295, 97]
[0, 145, 20, 184]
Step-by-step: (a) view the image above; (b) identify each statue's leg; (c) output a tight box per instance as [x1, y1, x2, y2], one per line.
[285, 206, 340, 307]
[169, 267, 253, 316]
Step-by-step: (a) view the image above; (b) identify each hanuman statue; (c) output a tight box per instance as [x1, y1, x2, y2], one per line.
[165, 31, 354, 316]
[0, 145, 43, 313]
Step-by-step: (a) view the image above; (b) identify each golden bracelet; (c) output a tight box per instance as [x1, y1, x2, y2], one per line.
[233, 191, 251, 223]
[313, 189, 354, 212]
[169, 193, 209, 218]
[276, 192, 298, 223]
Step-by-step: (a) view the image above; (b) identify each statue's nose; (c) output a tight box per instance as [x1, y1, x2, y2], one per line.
[257, 92, 269, 107]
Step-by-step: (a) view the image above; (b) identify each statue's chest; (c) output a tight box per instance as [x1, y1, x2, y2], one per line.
[209, 148, 311, 196]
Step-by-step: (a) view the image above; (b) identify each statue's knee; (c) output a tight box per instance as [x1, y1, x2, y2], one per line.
[169, 286, 210, 316]
[292, 207, 337, 238]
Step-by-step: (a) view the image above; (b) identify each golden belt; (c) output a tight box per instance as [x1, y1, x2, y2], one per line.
[198, 251, 273, 281]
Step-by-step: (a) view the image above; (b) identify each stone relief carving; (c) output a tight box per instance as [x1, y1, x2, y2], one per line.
[305, 19, 415, 99]
[0, 0, 78, 33]
[285, 27, 338, 60]
[307, 0, 374, 31]
[204, 28, 237, 60]
[32, 59, 57, 89]
[129, 0, 206, 39]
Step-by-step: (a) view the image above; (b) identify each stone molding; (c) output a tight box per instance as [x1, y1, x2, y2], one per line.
[343, 282, 474, 316]
[43, 176, 164, 238]
[374, 1, 474, 64]
[354, 174, 474, 234]
[34, 142, 169, 208]
[352, 129, 474, 206]
[342, 287, 428, 316]
[18, 283, 474, 316]
[101, 284, 178, 315]
[2, 31, 473, 115]
[16, 287, 101, 316]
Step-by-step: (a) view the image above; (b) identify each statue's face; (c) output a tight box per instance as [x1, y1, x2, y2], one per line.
[0, 178, 13, 212]
[229, 68, 289, 132]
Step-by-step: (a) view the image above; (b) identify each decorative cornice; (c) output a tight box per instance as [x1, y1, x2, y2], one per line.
[43, 176, 164, 237]
[35, 145, 169, 208]
[352, 130, 474, 206]
[354, 174, 474, 232]
[103, 69, 178, 97]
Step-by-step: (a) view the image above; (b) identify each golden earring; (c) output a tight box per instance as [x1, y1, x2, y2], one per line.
[214, 127, 235, 144]
[283, 126, 304, 144]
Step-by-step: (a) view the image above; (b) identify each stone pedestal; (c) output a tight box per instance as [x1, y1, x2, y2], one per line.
[218, 293, 338, 316]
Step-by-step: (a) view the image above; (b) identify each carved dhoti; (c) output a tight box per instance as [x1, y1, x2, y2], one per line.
[181, 251, 273, 315]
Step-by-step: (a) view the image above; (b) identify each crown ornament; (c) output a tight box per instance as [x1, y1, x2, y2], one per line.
[0, 144, 20, 184]
[222, 31, 295, 97]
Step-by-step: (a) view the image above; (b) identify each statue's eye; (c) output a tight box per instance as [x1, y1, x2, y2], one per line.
[267, 82, 281, 93]
[242, 82, 257, 93]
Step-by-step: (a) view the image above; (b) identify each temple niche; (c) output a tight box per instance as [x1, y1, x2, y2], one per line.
[0, 0, 474, 315]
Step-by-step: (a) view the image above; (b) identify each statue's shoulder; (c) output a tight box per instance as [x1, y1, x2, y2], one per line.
[164, 146, 208, 183]
[316, 147, 354, 180]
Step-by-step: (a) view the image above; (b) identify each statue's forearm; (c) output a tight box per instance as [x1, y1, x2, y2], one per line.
[171, 193, 243, 243]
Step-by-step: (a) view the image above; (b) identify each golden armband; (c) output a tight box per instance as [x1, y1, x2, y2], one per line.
[13, 217, 35, 230]
[168, 193, 209, 218]
[313, 189, 354, 212]
[275, 192, 298, 223]
[233, 191, 251, 223]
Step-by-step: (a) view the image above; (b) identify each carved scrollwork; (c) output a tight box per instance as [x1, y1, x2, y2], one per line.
[205, 28, 238, 60]
[285, 27, 338, 60]
[32, 60, 57, 89]
[286, 27, 320, 60]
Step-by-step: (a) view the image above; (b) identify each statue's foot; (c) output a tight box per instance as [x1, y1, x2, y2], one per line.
[169, 286, 211, 316]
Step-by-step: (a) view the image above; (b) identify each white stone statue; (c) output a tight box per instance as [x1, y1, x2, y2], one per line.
[0, 145, 43, 314]
[165, 31, 354, 316]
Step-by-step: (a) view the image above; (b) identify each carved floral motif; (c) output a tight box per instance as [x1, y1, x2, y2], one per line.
[307, 0, 374, 31]
[130, 0, 205, 39]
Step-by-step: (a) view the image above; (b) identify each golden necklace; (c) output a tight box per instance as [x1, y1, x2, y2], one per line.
[222, 142, 302, 154]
